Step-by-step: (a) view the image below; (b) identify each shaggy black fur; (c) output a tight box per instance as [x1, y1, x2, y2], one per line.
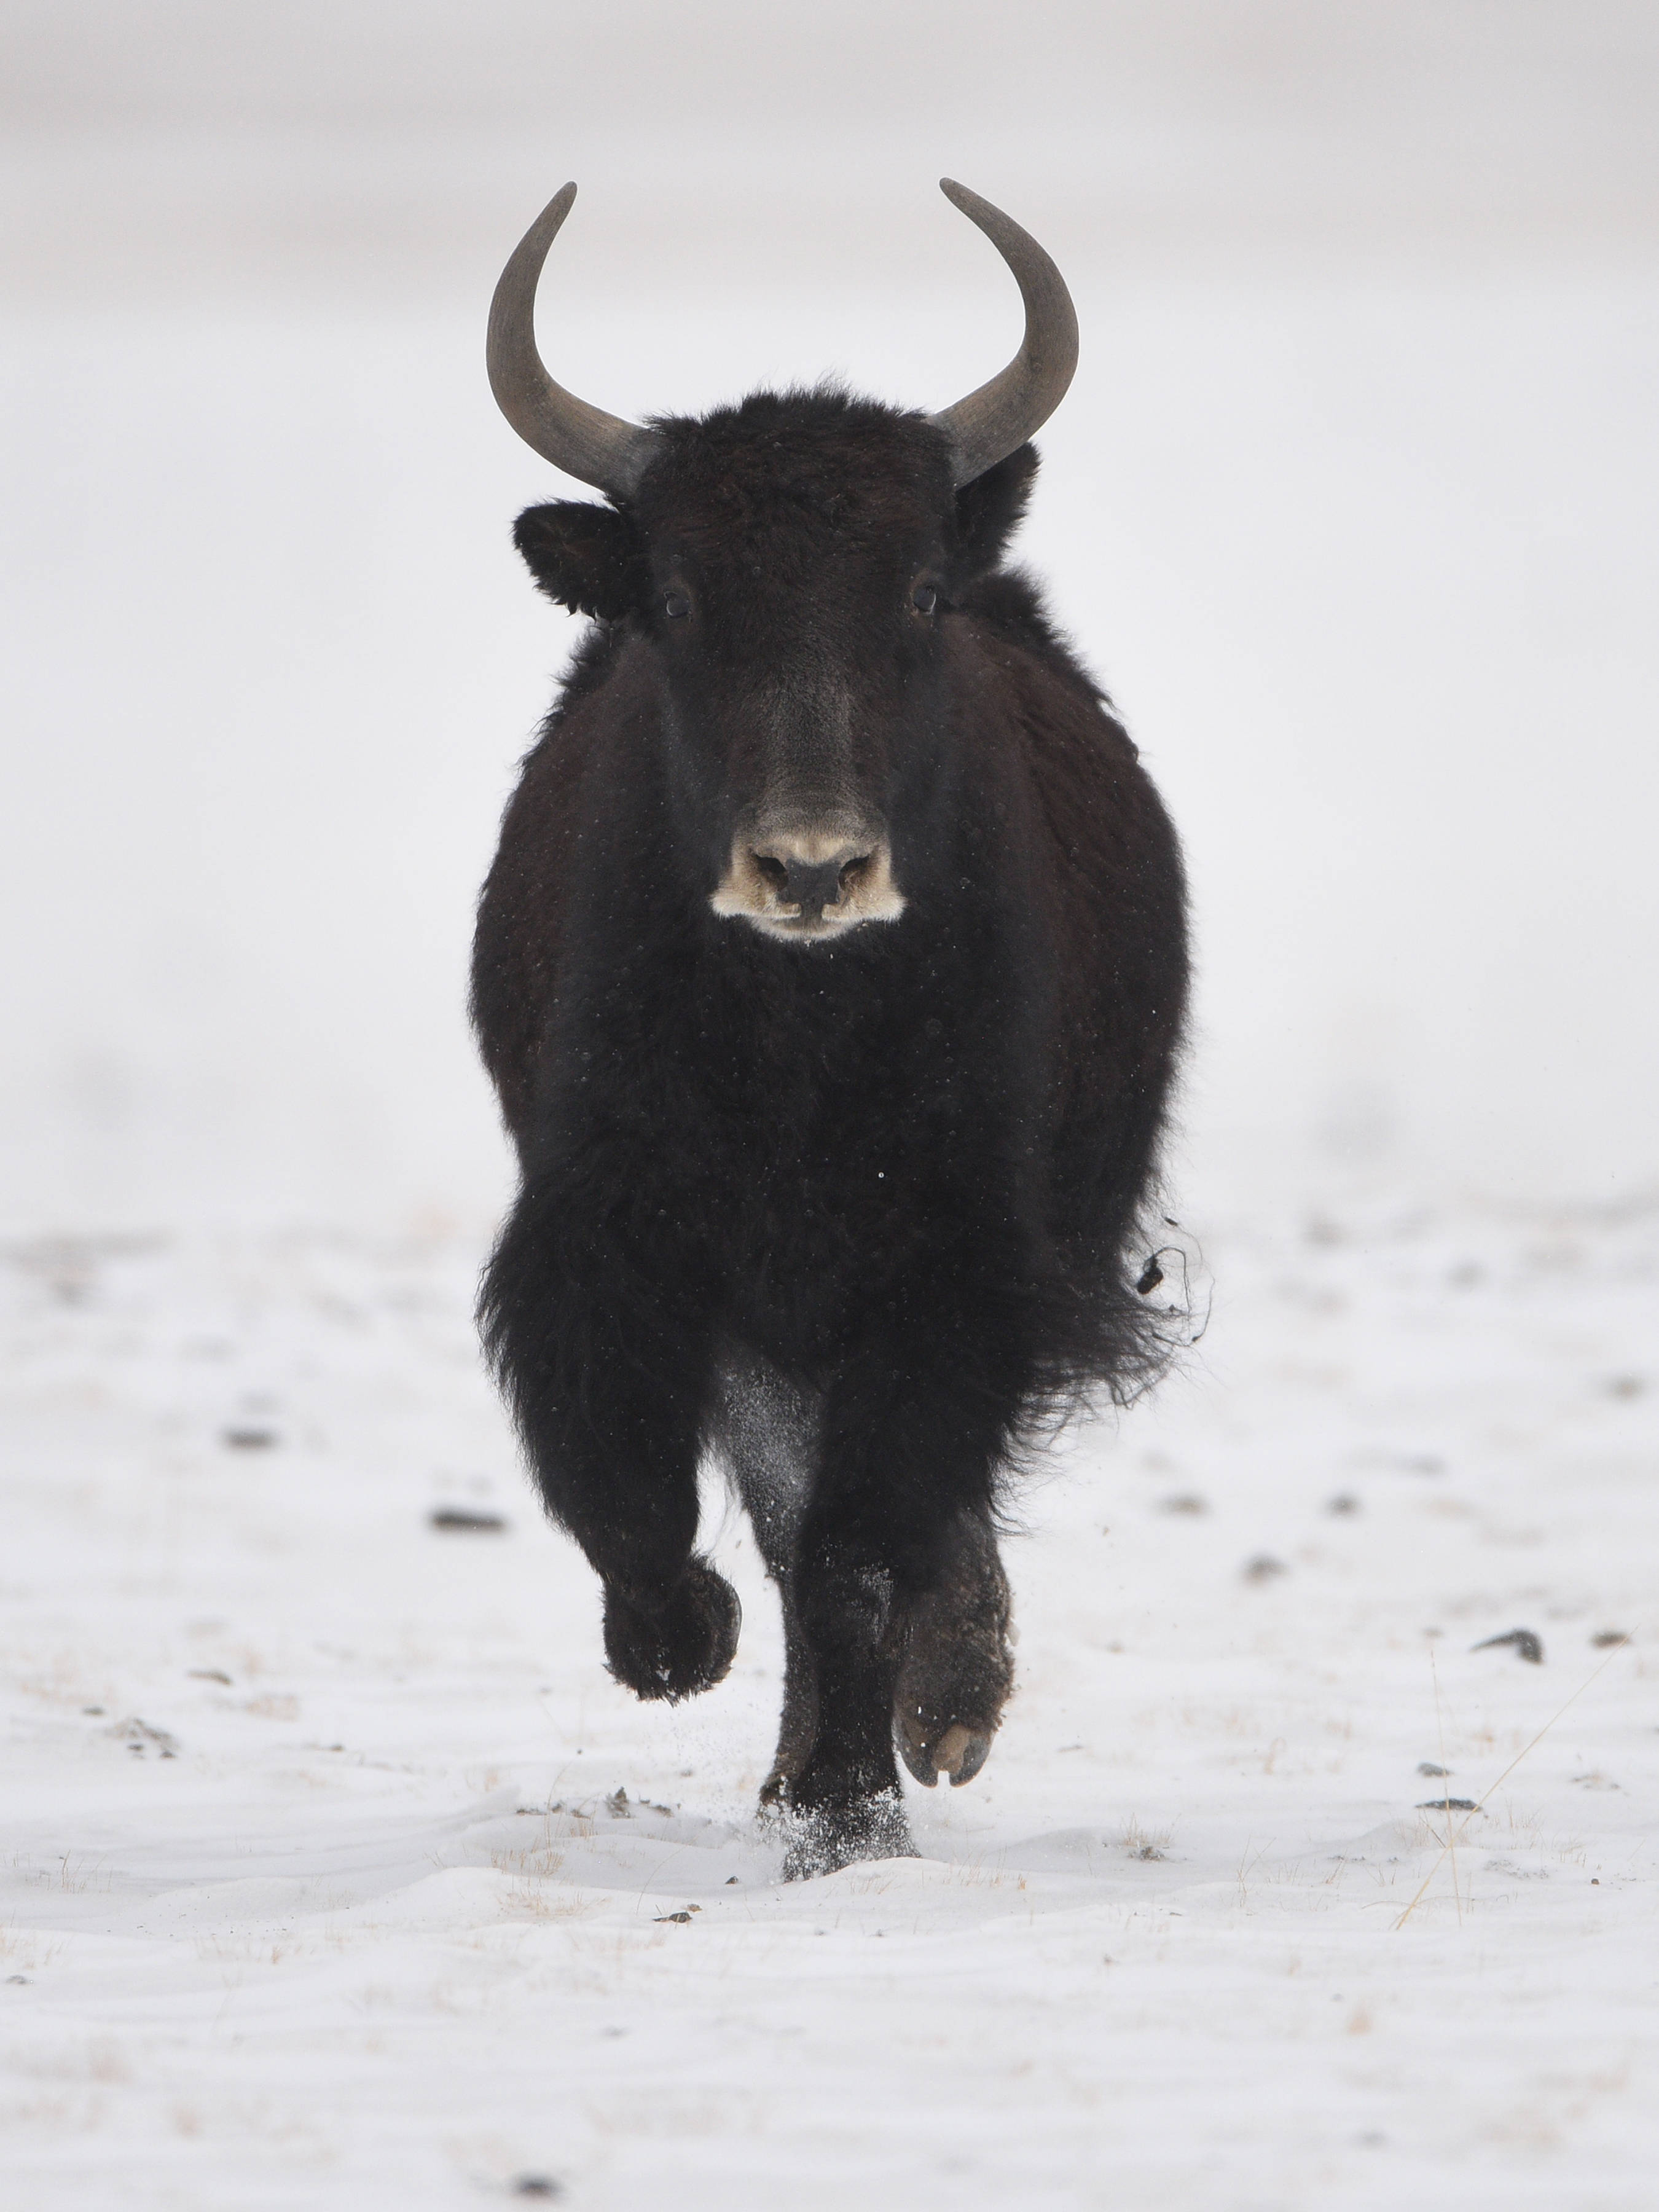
[472, 389, 1188, 1875]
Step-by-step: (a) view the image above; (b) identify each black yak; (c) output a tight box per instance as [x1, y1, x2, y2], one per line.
[472, 181, 1188, 1875]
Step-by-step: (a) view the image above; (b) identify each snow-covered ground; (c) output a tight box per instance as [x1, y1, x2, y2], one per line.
[4, 1198, 1655, 2208]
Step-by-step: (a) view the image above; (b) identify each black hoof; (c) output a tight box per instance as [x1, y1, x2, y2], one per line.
[602, 1558, 740, 1703]
[896, 1717, 993, 1789]
[887, 1514, 1014, 1790]
[890, 1572, 1013, 1789]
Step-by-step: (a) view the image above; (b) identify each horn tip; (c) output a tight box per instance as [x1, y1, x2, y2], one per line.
[939, 177, 997, 228]
[523, 181, 578, 249]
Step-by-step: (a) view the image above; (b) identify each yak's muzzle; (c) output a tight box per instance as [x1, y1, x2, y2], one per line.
[710, 826, 905, 943]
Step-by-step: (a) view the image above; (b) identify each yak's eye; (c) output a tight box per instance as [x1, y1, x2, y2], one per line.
[911, 582, 939, 616]
[662, 589, 691, 620]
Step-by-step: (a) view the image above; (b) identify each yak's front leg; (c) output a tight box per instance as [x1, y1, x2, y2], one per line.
[780, 1279, 1032, 1877]
[479, 1174, 740, 1702]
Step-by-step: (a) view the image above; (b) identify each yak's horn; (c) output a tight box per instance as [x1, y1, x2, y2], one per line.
[487, 183, 661, 499]
[928, 179, 1079, 488]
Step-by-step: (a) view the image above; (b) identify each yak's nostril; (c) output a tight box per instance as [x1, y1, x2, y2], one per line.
[838, 855, 872, 889]
[779, 857, 843, 919]
[751, 853, 790, 892]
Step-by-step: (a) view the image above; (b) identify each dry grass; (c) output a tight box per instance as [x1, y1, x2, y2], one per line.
[489, 1833, 567, 1884]
[488, 1821, 597, 1920]
[243, 1694, 300, 1721]
[0, 1925, 65, 1972]
[193, 1933, 326, 1967]
[1119, 1817, 1172, 1862]
[500, 1881, 590, 1923]
[50, 1853, 112, 1895]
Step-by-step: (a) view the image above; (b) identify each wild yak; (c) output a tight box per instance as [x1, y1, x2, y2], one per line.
[472, 180, 1188, 1875]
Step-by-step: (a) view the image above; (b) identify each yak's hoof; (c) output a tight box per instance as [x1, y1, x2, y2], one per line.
[602, 1558, 740, 1703]
[896, 1715, 993, 1789]
[890, 1546, 1014, 1788]
[776, 1789, 916, 1881]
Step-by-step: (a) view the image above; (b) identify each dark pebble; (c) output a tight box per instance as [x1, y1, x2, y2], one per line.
[1472, 1628, 1543, 1664]
[429, 1508, 508, 1532]
[1242, 1554, 1288, 1583]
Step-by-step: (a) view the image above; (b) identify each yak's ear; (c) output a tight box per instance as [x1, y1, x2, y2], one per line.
[512, 501, 647, 620]
[952, 443, 1040, 577]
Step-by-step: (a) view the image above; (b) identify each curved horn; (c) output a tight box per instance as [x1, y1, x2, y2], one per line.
[487, 183, 661, 499]
[928, 179, 1080, 488]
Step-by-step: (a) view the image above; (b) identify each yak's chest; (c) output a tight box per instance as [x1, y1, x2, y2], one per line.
[565, 930, 1019, 1198]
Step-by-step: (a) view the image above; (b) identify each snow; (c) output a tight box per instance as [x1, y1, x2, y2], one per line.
[4, 1202, 1655, 2207]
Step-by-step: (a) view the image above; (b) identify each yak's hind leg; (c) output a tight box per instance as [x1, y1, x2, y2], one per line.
[709, 1347, 822, 1806]
[888, 1509, 1015, 1789]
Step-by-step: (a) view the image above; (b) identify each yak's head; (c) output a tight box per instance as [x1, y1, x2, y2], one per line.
[487, 181, 1078, 944]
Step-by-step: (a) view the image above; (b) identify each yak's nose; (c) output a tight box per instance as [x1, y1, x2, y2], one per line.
[712, 830, 903, 939]
[752, 847, 873, 922]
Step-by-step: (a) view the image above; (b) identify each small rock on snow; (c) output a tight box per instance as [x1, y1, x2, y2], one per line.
[1472, 1627, 1543, 1664]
